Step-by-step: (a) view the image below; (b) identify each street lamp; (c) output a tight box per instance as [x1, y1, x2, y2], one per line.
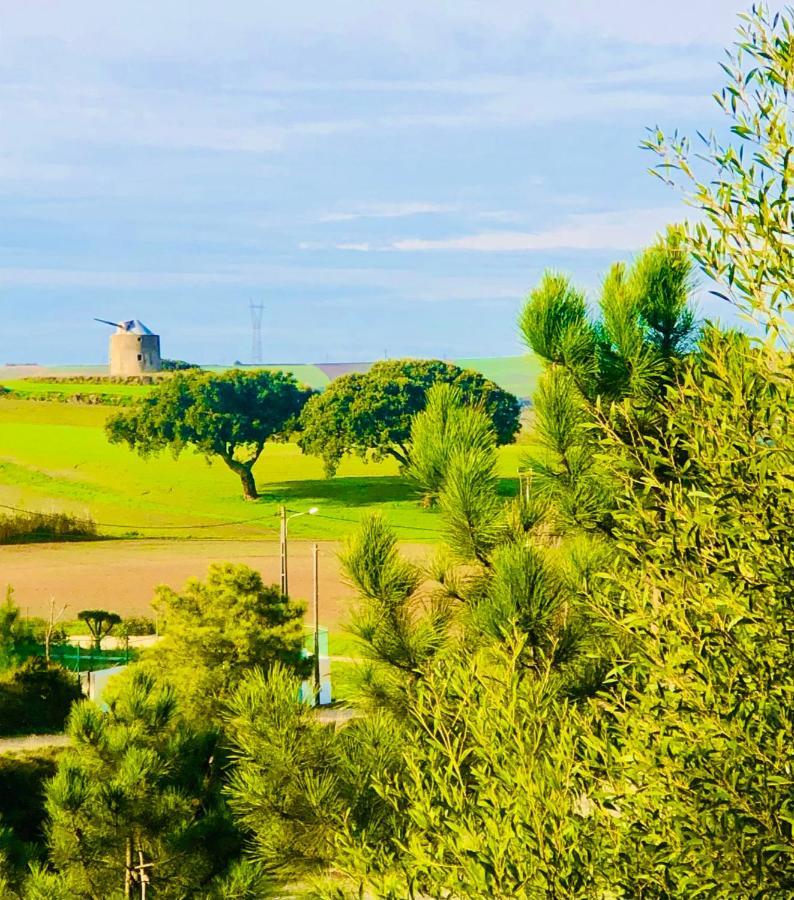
[279, 505, 318, 598]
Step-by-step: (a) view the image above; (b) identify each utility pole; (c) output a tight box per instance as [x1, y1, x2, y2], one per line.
[279, 504, 288, 597]
[312, 542, 321, 706]
[249, 300, 264, 365]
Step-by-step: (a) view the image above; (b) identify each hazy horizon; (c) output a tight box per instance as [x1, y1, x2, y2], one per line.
[1, 0, 749, 365]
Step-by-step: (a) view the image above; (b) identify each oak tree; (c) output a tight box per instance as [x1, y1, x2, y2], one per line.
[297, 359, 520, 477]
[106, 369, 312, 500]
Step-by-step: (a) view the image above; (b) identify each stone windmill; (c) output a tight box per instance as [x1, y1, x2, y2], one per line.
[95, 319, 162, 376]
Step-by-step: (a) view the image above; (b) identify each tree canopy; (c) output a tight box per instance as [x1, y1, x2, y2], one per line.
[296, 358, 521, 477]
[106, 369, 313, 500]
[404, 383, 496, 506]
[518, 227, 699, 534]
[43, 671, 248, 899]
[137, 563, 309, 721]
[76, 610, 121, 651]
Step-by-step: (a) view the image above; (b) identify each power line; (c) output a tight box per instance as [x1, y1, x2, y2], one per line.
[311, 510, 440, 535]
[1, 503, 441, 538]
[0, 502, 278, 533]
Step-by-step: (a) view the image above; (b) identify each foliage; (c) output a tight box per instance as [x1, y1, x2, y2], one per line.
[356, 641, 602, 900]
[644, 3, 794, 343]
[404, 383, 495, 506]
[159, 358, 201, 371]
[116, 616, 156, 638]
[0, 510, 97, 545]
[0, 749, 61, 848]
[2, 391, 134, 407]
[0, 659, 81, 736]
[574, 328, 794, 895]
[225, 665, 405, 881]
[44, 670, 242, 899]
[0, 591, 34, 671]
[106, 368, 313, 499]
[297, 359, 520, 477]
[76, 610, 121, 651]
[519, 228, 699, 535]
[341, 514, 451, 711]
[138, 563, 309, 721]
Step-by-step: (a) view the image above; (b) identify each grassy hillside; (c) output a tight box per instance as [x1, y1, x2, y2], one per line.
[454, 355, 540, 399]
[0, 399, 529, 542]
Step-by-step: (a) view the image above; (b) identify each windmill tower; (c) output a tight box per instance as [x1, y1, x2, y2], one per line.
[96, 319, 162, 376]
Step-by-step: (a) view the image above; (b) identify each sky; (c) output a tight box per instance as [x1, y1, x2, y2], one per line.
[0, 0, 752, 365]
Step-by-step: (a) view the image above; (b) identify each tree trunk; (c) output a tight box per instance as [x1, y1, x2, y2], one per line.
[219, 447, 262, 500]
[386, 445, 410, 468]
[238, 466, 259, 501]
[221, 457, 259, 500]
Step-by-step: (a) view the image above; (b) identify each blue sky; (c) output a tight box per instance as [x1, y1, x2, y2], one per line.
[0, 0, 751, 365]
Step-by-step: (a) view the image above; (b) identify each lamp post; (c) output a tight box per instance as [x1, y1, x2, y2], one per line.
[279, 505, 318, 598]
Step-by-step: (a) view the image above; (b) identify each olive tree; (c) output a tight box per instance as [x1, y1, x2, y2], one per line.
[644, 4, 794, 344]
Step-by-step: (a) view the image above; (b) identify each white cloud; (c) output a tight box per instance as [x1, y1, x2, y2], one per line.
[317, 202, 456, 222]
[0, 1, 749, 62]
[336, 207, 687, 253]
[0, 262, 529, 304]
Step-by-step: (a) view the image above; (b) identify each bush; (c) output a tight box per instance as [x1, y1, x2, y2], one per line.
[0, 749, 62, 845]
[0, 511, 97, 545]
[0, 390, 135, 406]
[118, 616, 156, 637]
[161, 359, 201, 371]
[0, 659, 82, 736]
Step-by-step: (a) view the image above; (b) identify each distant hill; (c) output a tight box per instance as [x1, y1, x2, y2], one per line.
[1, 355, 541, 400]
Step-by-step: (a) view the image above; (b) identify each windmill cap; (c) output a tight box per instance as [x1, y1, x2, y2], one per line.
[119, 319, 154, 335]
[95, 318, 155, 334]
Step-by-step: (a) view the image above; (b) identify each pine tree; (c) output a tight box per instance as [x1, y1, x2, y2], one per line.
[44, 671, 240, 899]
[519, 227, 698, 535]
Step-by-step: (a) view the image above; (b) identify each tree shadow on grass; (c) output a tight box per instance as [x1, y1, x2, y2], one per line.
[258, 474, 521, 507]
[258, 475, 417, 508]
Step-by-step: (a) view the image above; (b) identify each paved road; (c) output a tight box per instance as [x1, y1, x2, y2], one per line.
[0, 704, 358, 755]
[0, 733, 70, 754]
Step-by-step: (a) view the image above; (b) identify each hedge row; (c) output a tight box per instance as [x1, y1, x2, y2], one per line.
[0, 390, 134, 406]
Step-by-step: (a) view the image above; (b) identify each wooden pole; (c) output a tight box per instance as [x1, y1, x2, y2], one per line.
[279, 505, 288, 597]
[313, 542, 321, 706]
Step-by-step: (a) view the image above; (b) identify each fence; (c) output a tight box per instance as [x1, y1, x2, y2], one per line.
[14, 643, 134, 673]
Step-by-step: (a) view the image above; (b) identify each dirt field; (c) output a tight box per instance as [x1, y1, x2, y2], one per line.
[0, 538, 428, 631]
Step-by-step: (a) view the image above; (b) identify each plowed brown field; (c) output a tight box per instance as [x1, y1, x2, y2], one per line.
[0, 539, 428, 630]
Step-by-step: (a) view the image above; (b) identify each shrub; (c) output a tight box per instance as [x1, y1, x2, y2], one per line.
[0, 511, 97, 545]
[0, 390, 134, 406]
[161, 358, 201, 371]
[0, 748, 62, 846]
[0, 659, 82, 736]
[118, 616, 156, 637]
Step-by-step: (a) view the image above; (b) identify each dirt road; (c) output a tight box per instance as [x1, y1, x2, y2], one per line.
[0, 539, 428, 630]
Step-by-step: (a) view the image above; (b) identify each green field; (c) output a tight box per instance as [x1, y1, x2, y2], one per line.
[2, 381, 152, 399]
[454, 355, 541, 399]
[0, 399, 529, 542]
